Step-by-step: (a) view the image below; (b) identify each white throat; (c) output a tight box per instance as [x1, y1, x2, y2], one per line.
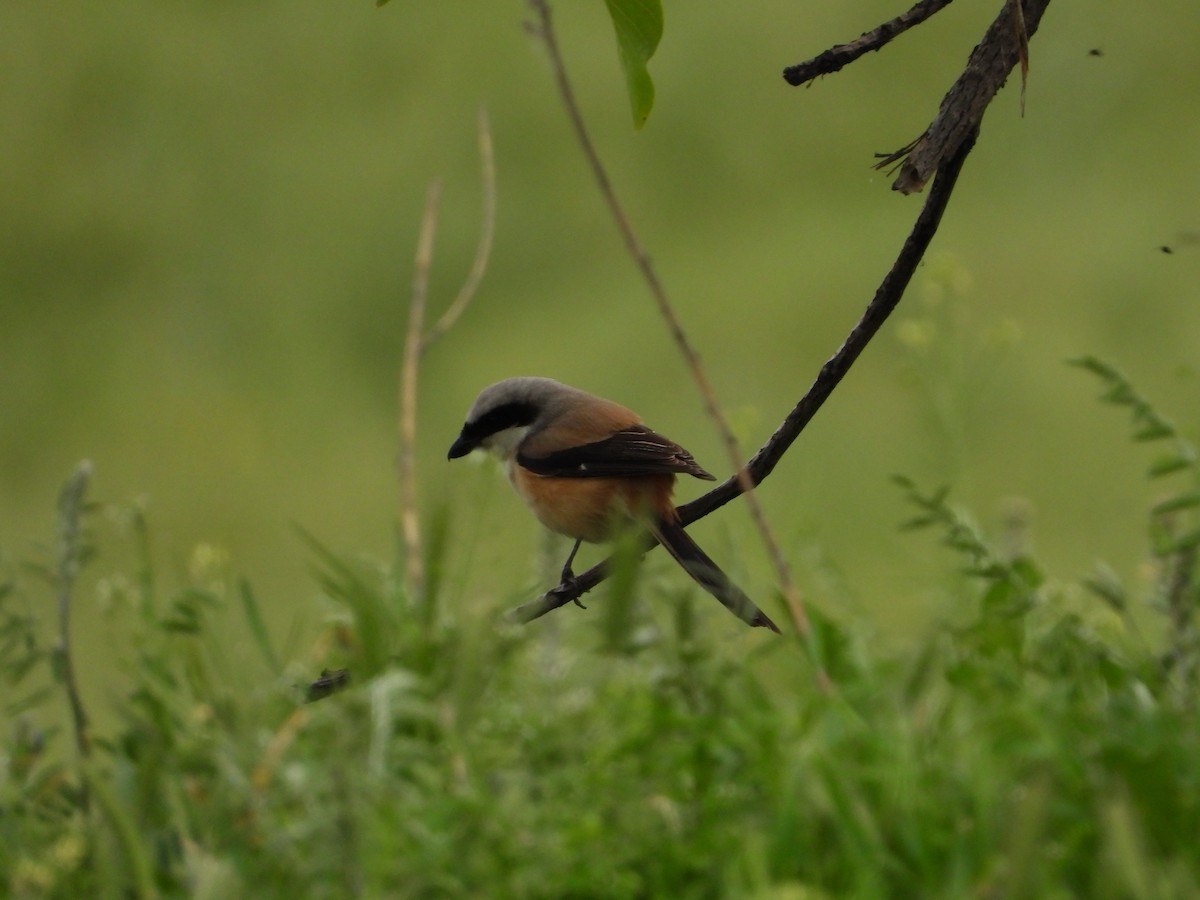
[481, 425, 531, 462]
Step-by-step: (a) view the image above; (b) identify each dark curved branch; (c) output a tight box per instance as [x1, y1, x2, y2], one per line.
[509, 0, 1053, 625]
[509, 129, 978, 625]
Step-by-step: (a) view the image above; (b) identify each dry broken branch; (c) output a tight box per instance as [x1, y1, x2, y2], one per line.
[878, 0, 1051, 193]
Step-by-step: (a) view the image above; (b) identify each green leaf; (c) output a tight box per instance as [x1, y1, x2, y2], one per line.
[1009, 556, 1045, 590]
[240, 578, 282, 676]
[1152, 492, 1200, 516]
[604, 0, 663, 129]
[1084, 568, 1127, 612]
[1133, 419, 1174, 442]
[1103, 383, 1135, 405]
[1148, 454, 1194, 478]
[1068, 355, 1113, 378]
[1165, 527, 1200, 554]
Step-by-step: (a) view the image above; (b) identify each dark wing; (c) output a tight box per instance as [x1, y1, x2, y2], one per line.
[518, 425, 716, 480]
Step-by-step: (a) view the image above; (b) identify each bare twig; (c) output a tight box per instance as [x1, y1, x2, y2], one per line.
[526, 0, 815, 648]
[783, 0, 957, 86]
[56, 460, 94, 801]
[512, 127, 978, 623]
[397, 111, 496, 599]
[878, 0, 1052, 193]
[398, 182, 442, 598]
[423, 109, 497, 348]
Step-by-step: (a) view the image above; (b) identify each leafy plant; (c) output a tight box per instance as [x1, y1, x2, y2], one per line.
[1072, 355, 1200, 702]
[6, 374, 1200, 898]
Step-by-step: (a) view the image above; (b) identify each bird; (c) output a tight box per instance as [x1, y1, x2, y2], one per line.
[447, 376, 780, 633]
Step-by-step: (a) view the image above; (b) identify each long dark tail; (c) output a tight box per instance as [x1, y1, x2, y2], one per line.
[650, 518, 781, 633]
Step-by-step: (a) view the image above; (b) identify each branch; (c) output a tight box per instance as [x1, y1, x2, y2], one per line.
[783, 0, 957, 86]
[510, 127, 978, 624]
[878, 0, 1051, 193]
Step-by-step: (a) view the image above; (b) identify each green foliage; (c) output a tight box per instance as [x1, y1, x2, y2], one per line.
[1072, 356, 1200, 548]
[4, 372, 1200, 897]
[894, 475, 1043, 664]
[603, 0, 663, 128]
[1072, 356, 1200, 701]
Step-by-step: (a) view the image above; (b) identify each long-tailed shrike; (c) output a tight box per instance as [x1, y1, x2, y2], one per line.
[448, 377, 780, 633]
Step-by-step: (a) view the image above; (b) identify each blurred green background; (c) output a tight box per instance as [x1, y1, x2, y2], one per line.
[3, 1, 1199, 657]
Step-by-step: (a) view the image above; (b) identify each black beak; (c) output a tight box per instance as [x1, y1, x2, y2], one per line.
[447, 431, 476, 459]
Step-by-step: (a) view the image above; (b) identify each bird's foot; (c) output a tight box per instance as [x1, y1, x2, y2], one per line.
[552, 566, 587, 609]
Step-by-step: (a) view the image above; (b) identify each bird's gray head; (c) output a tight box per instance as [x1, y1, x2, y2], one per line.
[447, 377, 587, 461]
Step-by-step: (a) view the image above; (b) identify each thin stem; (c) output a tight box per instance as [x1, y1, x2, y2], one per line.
[57, 460, 94, 801]
[422, 109, 497, 349]
[398, 182, 442, 598]
[399, 111, 496, 601]
[526, 0, 816, 649]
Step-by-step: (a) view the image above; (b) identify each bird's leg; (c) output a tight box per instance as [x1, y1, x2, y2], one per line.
[559, 538, 583, 582]
[559, 538, 587, 609]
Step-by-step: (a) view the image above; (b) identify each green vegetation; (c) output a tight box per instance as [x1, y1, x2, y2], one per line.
[4, 364, 1197, 898]
[3, 1, 1199, 649]
[4, 2, 1200, 895]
